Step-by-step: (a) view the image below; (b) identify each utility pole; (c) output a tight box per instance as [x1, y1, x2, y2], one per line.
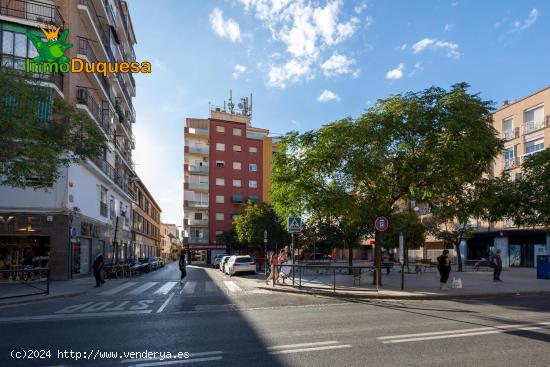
[399, 231, 405, 290]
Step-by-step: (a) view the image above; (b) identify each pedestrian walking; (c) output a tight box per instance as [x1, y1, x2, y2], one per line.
[179, 252, 187, 282]
[382, 252, 391, 275]
[92, 254, 105, 288]
[493, 249, 503, 282]
[265, 251, 279, 285]
[277, 248, 289, 284]
[437, 249, 451, 290]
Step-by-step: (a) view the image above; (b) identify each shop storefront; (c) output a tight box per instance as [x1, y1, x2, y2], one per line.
[70, 217, 112, 277]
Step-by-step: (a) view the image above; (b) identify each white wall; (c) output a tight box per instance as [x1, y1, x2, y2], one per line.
[0, 166, 68, 210]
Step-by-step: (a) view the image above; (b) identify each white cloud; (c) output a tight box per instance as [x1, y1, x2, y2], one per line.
[364, 15, 374, 29]
[210, 8, 242, 42]
[268, 59, 313, 88]
[317, 89, 340, 102]
[411, 38, 461, 59]
[321, 53, 356, 76]
[386, 63, 404, 80]
[354, 1, 368, 14]
[400, 44, 407, 50]
[239, 0, 364, 87]
[511, 8, 538, 32]
[232, 64, 247, 79]
[408, 61, 424, 77]
[444, 23, 453, 32]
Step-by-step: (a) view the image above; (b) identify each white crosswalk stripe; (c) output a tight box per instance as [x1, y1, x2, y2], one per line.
[180, 281, 197, 295]
[99, 282, 137, 296]
[126, 282, 158, 295]
[204, 281, 221, 294]
[153, 282, 178, 295]
[223, 281, 242, 293]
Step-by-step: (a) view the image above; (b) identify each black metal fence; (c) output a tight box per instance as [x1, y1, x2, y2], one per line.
[0, 268, 49, 299]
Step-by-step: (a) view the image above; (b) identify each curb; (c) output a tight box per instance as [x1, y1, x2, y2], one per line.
[257, 286, 550, 300]
[0, 291, 88, 307]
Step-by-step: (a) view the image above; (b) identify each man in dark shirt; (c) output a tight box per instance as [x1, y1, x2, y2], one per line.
[493, 249, 503, 282]
[93, 254, 105, 287]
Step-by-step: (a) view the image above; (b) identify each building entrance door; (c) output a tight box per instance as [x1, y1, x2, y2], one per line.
[509, 243, 534, 267]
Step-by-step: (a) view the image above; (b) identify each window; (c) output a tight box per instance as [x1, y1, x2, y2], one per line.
[216, 161, 225, 168]
[525, 139, 544, 155]
[216, 230, 223, 236]
[503, 149, 514, 161]
[503, 117, 513, 132]
[216, 143, 225, 151]
[216, 213, 224, 221]
[233, 145, 241, 152]
[216, 125, 225, 133]
[233, 128, 242, 136]
[233, 179, 241, 187]
[233, 162, 241, 170]
[249, 146, 258, 153]
[194, 212, 202, 220]
[249, 164, 257, 172]
[249, 180, 257, 188]
[524, 106, 545, 133]
[216, 178, 225, 186]
[216, 195, 225, 203]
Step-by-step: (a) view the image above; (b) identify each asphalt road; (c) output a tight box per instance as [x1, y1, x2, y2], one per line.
[1, 262, 550, 367]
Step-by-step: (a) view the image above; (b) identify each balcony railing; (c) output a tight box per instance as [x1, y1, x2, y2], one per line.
[504, 158, 518, 169]
[188, 182, 208, 191]
[188, 146, 209, 155]
[0, 0, 64, 25]
[524, 120, 545, 134]
[189, 165, 209, 174]
[76, 86, 113, 135]
[187, 201, 209, 208]
[1, 54, 63, 91]
[78, 0, 112, 61]
[189, 237, 209, 244]
[502, 128, 519, 141]
[188, 219, 208, 226]
[188, 128, 208, 136]
[521, 150, 544, 162]
[92, 157, 115, 181]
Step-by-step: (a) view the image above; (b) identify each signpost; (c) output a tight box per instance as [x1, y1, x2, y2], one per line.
[264, 229, 268, 275]
[287, 217, 302, 287]
[373, 216, 389, 288]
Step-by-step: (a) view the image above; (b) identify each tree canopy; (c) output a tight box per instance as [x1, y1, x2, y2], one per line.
[233, 202, 289, 251]
[271, 83, 502, 268]
[0, 69, 106, 189]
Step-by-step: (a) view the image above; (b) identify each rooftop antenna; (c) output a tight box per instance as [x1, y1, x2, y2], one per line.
[228, 89, 235, 114]
[250, 93, 253, 116]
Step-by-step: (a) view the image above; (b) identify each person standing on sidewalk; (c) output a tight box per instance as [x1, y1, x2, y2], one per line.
[437, 250, 451, 290]
[179, 252, 187, 282]
[382, 252, 391, 275]
[265, 251, 279, 285]
[92, 254, 105, 288]
[493, 249, 503, 282]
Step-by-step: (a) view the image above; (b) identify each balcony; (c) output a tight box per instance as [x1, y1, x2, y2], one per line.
[188, 219, 208, 226]
[502, 128, 519, 141]
[521, 150, 544, 162]
[187, 146, 209, 155]
[188, 182, 209, 191]
[1, 54, 63, 92]
[186, 201, 209, 208]
[0, 0, 64, 25]
[524, 120, 545, 134]
[77, 0, 112, 61]
[187, 127, 208, 136]
[503, 157, 518, 169]
[76, 86, 111, 135]
[91, 157, 116, 181]
[247, 132, 266, 140]
[188, 165, 209, 175]
[248, 196, 260, 203]
[189, 237, 209, 244]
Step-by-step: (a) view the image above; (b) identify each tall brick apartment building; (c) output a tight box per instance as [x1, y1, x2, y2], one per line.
[183, 98, 277, 264]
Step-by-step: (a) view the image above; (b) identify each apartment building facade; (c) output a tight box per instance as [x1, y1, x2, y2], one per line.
[183, 104, 277, 264]
[465, 87, 550, 268]
[160, 223, 181, 262]
[0, 0, 138, 279]
[131, 179, 161, 259]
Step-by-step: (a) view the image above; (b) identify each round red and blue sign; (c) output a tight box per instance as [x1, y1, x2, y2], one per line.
[374, 216, 389, 232]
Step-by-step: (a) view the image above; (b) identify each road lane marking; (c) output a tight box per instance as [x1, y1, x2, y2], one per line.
[0, 310, 152, 323]
[267, 341, 340, 350]
[268, 344, 352, 355]
[121, 351, 223, 363]
[223, 281, 242, 293]
[133, 356, 223, 366]
[180, 281, 196, 295]
[204, 281, 220, 294]
[127, 282, 158, 295]
[156, 293, 175, 313]
[379, 321, 550, 344]
[99, 282, 137, 296]
[154, 282, 178, 295]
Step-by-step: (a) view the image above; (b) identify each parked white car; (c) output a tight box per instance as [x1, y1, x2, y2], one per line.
[226, 255, 256, 276]
[213, 254, 228, 269]
[219, 256, 231, 273]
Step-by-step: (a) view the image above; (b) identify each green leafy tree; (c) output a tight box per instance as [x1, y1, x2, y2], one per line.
[381, 210, 426, 254]
[216, 229, 239, 254]
[299, 215, 345, 257]
[0, 69, 106, 188]
[233, 202, 289, 253]
[271, 83, 501, 282]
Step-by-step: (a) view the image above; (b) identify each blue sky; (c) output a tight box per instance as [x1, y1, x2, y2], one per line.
[128, 0, 549, 226]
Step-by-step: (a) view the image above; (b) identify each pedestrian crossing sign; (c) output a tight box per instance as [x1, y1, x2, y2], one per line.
[287, 217, 302, 233]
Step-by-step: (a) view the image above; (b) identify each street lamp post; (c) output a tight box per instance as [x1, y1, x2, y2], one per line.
[399, 231, 405, 290]
[264, 229, 268, 275]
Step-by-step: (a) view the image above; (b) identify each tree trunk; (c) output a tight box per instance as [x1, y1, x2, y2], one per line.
[455, 241, 463, 272]
[347, 239, 353, 275]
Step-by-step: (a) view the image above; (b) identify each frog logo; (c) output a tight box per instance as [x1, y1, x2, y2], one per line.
[26, 25, 72, 65]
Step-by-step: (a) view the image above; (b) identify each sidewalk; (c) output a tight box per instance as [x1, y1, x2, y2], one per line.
[243, 267, 550, 299]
